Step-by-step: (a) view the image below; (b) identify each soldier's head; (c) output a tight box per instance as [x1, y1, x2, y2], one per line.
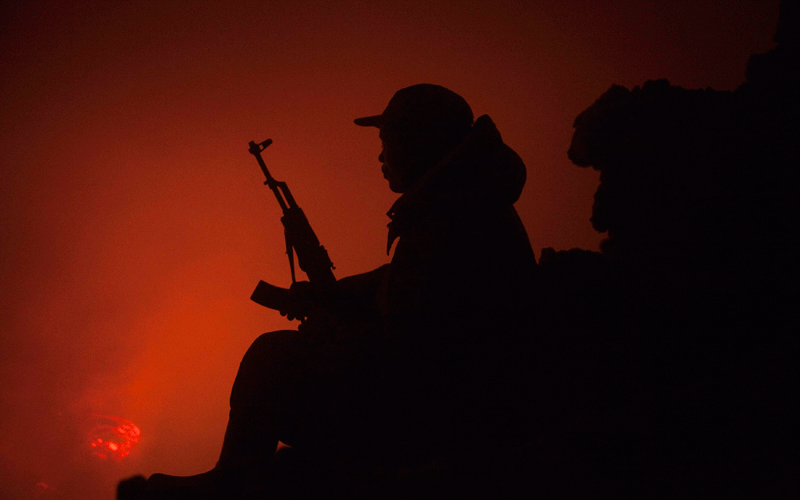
[355, 84, 474, 193]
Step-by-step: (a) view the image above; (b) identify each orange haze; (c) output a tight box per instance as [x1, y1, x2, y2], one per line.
[0, 1, 778, 498]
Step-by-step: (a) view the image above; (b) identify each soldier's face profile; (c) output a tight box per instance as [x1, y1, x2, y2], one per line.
[379, 136, 409, 193]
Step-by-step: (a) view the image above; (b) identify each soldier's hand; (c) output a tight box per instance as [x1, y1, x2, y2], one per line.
[280, 281, 316, 321]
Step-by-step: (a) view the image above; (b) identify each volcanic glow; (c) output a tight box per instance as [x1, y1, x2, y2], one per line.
[86, 414, 141, 461]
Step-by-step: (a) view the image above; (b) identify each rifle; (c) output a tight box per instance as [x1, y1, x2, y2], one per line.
[248, 139, 336, 313]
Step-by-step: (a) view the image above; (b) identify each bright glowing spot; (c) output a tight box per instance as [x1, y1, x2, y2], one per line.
[86, 414, 141, 461]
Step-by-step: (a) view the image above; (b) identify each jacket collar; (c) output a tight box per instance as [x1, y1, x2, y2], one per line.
[386, 114, 526, 253]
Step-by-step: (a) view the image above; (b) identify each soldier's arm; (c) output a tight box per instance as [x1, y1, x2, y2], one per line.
[282, 264, 389, 321]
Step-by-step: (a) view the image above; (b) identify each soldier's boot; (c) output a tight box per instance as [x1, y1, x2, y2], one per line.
[118, 466, 253, 500]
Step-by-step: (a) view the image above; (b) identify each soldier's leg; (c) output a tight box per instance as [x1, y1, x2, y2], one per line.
[118, 330, 316, 499]
[217, 330, 308, 469]
[118, 325, 384, 499]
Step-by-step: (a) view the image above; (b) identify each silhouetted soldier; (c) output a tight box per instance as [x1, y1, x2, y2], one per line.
[120, 84, 538, 499]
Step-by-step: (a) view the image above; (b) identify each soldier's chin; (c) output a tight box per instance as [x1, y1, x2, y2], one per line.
[388, 180, 404, 193]
[383, 168, 405, 193]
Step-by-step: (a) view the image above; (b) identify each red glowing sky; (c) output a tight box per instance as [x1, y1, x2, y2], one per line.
[0, 1, 778, 498]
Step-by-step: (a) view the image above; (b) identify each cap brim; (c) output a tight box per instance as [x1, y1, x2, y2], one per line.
[354, 115, 383, 127]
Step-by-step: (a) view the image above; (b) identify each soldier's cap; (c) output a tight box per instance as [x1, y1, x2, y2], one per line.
[354, 84, 473, 141]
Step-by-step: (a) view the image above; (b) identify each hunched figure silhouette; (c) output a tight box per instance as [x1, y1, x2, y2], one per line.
[119, 84, 540, 499]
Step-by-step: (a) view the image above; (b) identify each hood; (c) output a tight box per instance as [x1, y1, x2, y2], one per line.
[386, 115, 526, 248]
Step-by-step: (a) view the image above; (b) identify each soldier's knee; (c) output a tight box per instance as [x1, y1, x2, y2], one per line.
[243, 330, 297, 362]
[230, 330, 300, 407]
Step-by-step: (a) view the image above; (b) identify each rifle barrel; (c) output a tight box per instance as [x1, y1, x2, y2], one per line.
[249, 139, 289, 212]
